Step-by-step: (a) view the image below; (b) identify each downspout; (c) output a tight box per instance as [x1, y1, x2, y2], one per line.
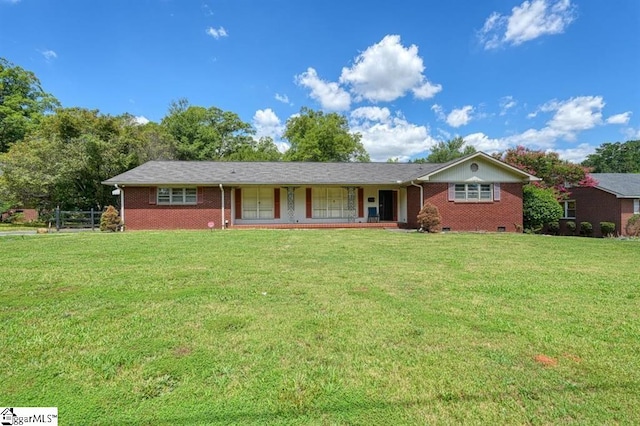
[116, 185, 125, 232]
[410, 181, 424, 207]
[410, 181, 424, 229]
[219, 184, 225, 229]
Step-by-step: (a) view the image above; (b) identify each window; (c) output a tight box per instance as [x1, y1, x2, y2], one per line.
[313, 188, 349, 218]
[561, 200, 576, 219]
[157, 187, 197, 205]
[242, 188, 274, 219]
[634, 199, 640, 214]
[454, 183, 492, 201]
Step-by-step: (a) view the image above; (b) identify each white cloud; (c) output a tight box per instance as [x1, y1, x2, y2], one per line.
[499, 96, 517, 115]
[623, 127, 640, 140]
[446, 106, 474, 128]
[349, 107, 437, 161]
[431, 104, 445, 121]
[253, 108, 287, 151]
[295, 67, 351, 111]
[133, 116, 150, 125]
[40, 49, 57, 61]
[553, 143, 596, 163]
[412, 81, 443, 100]
[253, 108, 283, 138]
[206, 26, 228, 39]
[463, 132, 511, 154]
[275, 93, 292, 105]
[479, 0, 576, 49]
[606, 112, 631, 125]
[546, 96, 604, 136]
[339, 35, 441, 102]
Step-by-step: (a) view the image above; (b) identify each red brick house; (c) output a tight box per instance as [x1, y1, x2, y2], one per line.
[102, 152, 538, 231]
[560, 173, 640, 237]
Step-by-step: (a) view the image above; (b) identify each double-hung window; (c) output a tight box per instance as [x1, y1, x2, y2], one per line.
[561, 200, 576, 219]
[454, 183, 492, 201]
[158, 187, 197, 205]
[313, 188, 348, 218]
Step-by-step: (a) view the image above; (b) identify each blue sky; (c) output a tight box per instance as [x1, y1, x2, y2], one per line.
[1, 0, 638, 162]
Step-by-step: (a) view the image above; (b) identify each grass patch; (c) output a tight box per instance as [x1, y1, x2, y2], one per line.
[1, 230, 638, 424]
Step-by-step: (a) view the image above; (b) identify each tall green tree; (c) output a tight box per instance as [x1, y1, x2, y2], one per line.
[0, 58, 59, 152]
[283, 107, 369, 162]
[0, 108, 166, 211]
[412, 137, 475, 163]
[582, 140, 640, 173]
[162, 99, 270, 161]
[497, 146, 596, 195]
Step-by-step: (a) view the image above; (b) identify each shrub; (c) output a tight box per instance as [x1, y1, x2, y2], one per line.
[565, 221, 576, 235]
[416, 202, 442, 233]
[626, 214, 640, 237]
[580, 221, 593, 237]
[523, 185, 563, 232]
[100, 205, 122, 232]
[547, 221, 560, 235]
[599, 222, 616, 237]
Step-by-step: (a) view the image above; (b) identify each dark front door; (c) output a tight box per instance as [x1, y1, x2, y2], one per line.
[378, 190, 397, 221]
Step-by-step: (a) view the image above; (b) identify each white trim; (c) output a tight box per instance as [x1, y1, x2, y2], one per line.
[561, 200, 576, 219]
[417, 152, 540, 182]
[452, 183, 493, 202]
[157, 187, 197, 205]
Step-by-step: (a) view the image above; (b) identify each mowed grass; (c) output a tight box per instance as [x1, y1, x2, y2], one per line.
[1, 230, 638, 425]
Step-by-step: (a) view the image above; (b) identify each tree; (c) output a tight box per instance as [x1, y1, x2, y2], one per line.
[523, 185, 563, 232]
[413, 137, 476, 163]
[226, 137, 282, 161]
[161, 99, 261, 161]
[582, 140, 640, 173]
[0, 108, 162, 211]
[0, 58, 59, 152]
[497, 146, 596, 195]
[283, 107, 369, 162]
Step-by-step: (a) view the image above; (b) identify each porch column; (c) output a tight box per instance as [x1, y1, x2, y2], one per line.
[346, 186, 356, 223]
[285, 187, 298, 223]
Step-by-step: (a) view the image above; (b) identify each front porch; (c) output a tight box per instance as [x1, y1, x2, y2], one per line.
[232, 221, 405, 230]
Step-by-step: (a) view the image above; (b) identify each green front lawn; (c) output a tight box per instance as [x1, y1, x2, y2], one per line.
[1, 230, 638, 424]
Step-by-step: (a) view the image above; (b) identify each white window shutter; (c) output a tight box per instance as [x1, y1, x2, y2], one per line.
[448, 183, 455, 201]
[493, 183, 501, 201]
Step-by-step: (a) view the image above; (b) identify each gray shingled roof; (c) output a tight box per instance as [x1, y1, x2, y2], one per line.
[103, 161, 444, 186]
[590, 173, 640, 197]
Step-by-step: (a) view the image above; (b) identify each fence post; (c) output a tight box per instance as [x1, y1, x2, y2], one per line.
[55, 206, 60, 231]
[91, 208, 95, 231]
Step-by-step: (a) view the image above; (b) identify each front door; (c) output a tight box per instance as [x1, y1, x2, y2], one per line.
[378, 190, 397, 221]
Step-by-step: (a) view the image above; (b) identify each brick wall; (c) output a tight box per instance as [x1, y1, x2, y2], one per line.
[407, 182, 524, 232]
[123, 186, 231, 230]
[567, 187, 627, 237]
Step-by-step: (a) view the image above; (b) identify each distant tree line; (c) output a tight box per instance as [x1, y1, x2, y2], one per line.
[1, 57, 637, 219]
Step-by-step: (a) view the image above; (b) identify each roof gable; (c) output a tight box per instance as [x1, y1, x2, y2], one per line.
[416, 152, 539, 182]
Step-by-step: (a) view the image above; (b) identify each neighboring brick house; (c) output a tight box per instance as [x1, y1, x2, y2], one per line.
[560, 173, 640, 237]
[102, 152, 538, 231]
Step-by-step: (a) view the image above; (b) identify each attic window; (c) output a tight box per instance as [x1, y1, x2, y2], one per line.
[470, 163, 479, 172]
